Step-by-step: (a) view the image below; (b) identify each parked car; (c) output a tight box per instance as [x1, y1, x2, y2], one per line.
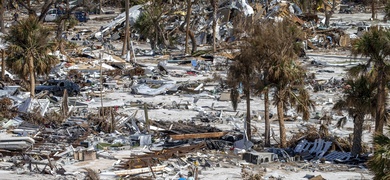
[74, 11, 89, 22]
[44, 8, 90, 22]
[35, 80, 80, 96]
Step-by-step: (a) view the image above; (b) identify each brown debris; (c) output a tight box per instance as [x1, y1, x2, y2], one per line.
[128, 66, 145, 76]
[169, 132, 228, 140]
[151, 120, 222, 135]
[310, 175, 325, 180]
[83, 168, 100, 180]
[116, 142, 207, 169]
[0, 97, 18, 119]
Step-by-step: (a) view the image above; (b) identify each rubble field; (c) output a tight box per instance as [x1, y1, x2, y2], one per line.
[0, 1, 387, 180]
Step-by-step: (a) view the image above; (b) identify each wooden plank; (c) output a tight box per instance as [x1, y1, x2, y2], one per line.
[170, 132, 227, 140]
[114, 165, 166, 176]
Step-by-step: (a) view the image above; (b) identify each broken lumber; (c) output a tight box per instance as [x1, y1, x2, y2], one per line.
[114, 165, 166, 176]
[169, 132, 227, 140]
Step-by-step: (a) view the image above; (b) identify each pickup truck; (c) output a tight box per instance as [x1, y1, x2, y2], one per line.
[44, 8, 89, 22]
[35, 80, 80, 96]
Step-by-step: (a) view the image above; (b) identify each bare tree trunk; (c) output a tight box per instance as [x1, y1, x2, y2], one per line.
[351, 114, 364, 157]
[245, 88, 251, 141]
[110, 107, 115, 133]
[323, 0, 335, 27]
[264, 88, 270, 147]
[212, 0, 218, 53]
[100, 0, 103, 14]
[29, 56, 35, 97]
[371, 0, 375, 19]
[122, 0, 129, 56]
[61, 89, 68, 121]
[0, 0, 5, 33]
[277, 93, 286, 148]
[185, 0, 192, 54]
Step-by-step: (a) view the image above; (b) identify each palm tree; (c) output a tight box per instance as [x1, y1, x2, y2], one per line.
[227, 47, 259, 141]
[250, 21, 277, 147]
[4, 16, 58, 97]
[351, 26, 390, 134]
[134, 0, 170, 51]
[333, 74, 376, 156]
[367, 126, 390, 180]
[270, 61, 314, 148]
[266, 20, 314, 148]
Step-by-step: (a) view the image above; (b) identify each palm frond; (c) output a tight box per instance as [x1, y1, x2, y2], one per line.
[4, 16, 59, 81]
[368, 127, 390, 180]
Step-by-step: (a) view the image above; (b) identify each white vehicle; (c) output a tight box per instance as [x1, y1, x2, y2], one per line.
[44, 8, 60, 22]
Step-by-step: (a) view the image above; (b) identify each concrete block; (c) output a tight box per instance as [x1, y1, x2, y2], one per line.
[243, 152, 276, 164]
[83, 151, 97, 161]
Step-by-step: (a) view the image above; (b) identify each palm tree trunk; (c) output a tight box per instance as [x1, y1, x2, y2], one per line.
[371, 0, 375, 19]
[264, 88, 270, 147]
[189, 29, 197, 54]
[351, 113, 364, 157]
[245, 88, 251, 141]
[324, 4, 329, 26]
[375, 73, 385, 134]
[212, 0, 218, 53]
[99, 0, 103, 14]
[185, 0, 192, 54]
[122, 0, 129, 56]
[277, 93, 286, 148]
[55, 19, 64, 40]
[1, 50, 4, 80]
[29, 56, 35, 97]
[0, 0, 5, 33]
[111, 107, 115, 133]
[55, 20, 66, 54]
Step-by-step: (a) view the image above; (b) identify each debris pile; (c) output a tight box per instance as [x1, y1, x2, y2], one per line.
[0, 0, 379, 179]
